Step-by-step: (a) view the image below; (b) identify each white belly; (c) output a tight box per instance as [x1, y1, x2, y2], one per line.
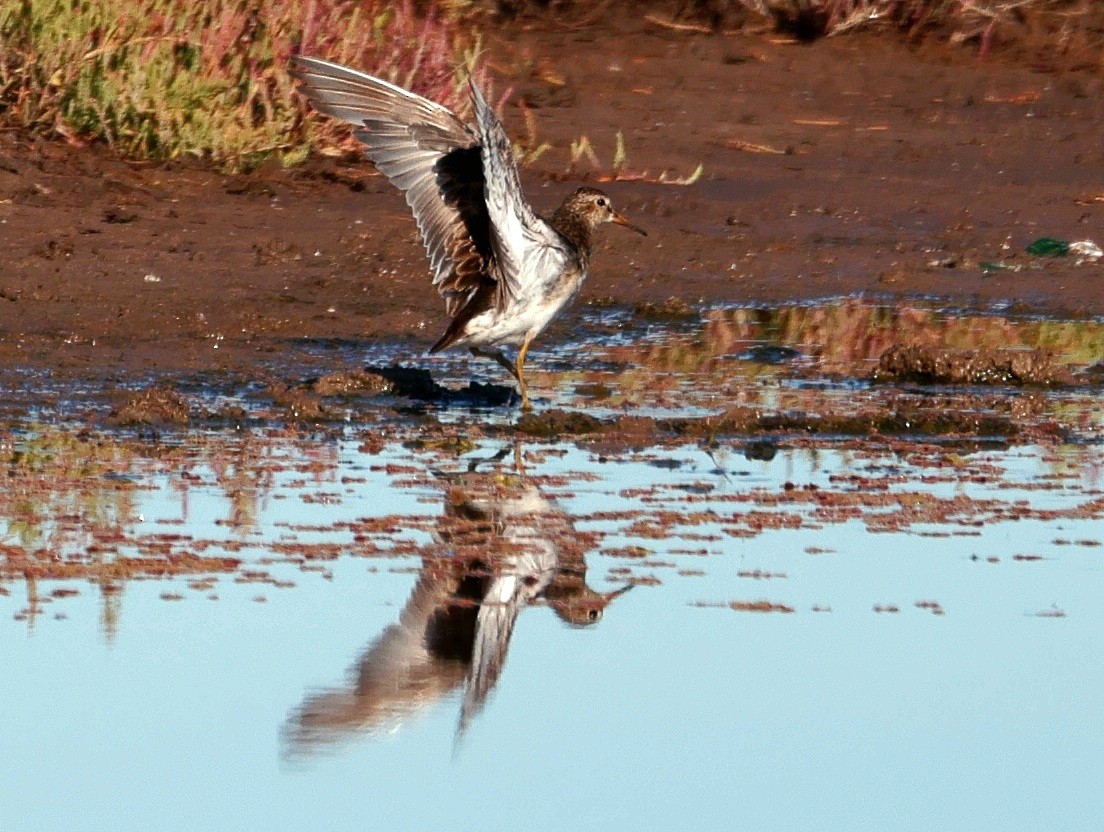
[453, 265, 586, 348]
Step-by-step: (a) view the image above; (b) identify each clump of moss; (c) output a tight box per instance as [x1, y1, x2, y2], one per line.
[109, 387, 191, 425]
[516, 408, 604, 437]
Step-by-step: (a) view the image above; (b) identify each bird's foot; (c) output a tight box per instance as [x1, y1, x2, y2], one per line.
[470, 345, 536, 410]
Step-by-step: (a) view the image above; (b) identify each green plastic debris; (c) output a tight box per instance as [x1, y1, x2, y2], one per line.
[1026, 237, 1070, 257]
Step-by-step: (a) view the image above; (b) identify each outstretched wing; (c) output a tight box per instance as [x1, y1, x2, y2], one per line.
[458, 554, 554, 736]
[469, 80, 570, 303]
[291, 57, 493, 313]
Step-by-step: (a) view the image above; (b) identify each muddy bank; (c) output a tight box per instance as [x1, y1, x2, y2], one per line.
[1, 295, 1096, 446]
[97, 369, 1069, 447]
[1, 15, 1102, 392]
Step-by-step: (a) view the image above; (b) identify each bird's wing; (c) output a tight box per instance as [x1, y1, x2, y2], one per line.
[458, 573, 524, 734]
[280, 562, 470, 756]
[458, 547, 556, 735]
[291, 57, 493, 310]
[469, 79, 570, 304]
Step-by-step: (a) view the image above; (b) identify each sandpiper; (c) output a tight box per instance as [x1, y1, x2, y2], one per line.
[282, 460, 631, 751]
[291, 57, 646, 409]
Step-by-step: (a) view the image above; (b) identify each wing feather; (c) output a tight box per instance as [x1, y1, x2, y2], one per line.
[468, 80, 567, 303]
[292, 56, 491, 301]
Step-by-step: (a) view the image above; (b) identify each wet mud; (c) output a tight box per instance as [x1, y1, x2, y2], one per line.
[873, 343, 1071, 385]
[1, 15, 1103, 397]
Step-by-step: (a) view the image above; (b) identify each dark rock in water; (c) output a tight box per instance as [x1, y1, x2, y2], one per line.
[365, 365, 437, 398]
[736, 344, 802, 365]
[447, 382, 515, 408]
[744, 439, 778, 461]
[648, 458, 683, 470]
[873, 344, 1071, 386]
[1078, 362, 1104, 385]
[575, 382, 613, 400]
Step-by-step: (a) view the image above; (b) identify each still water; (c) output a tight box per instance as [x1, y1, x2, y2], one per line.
[2, 302, 1103, 831]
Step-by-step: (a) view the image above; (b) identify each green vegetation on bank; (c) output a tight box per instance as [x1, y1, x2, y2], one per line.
[0, 1, 1098, 168]
[0, 0, 477, 169]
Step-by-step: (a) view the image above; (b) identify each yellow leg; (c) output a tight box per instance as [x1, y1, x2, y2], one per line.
[471, 343, 534, 409]
[515, 339, 532, 411]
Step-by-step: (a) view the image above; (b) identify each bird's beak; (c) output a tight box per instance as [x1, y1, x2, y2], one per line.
[602, 583, 635, 602]
[612, 211, 647, 236]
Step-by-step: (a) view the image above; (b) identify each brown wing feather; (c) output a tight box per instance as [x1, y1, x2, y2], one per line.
[292, 57, 495, 312]
[429, 280, 497, 353]
[431, 145, 495, 316]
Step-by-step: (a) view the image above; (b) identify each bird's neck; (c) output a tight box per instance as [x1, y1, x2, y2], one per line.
[548, 203, 593, 263]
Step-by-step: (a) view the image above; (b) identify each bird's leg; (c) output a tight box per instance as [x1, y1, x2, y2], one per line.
[515, 338, 533, 411]
[470, 346, 520, 380]
[470, 343, 533, 409]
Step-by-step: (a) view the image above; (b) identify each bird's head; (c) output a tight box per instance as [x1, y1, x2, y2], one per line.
[565, 187, 647, 236]
[544, 581, 634, 627]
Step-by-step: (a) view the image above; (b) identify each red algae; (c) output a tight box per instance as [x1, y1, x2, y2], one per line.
[730, 600, 795, 613]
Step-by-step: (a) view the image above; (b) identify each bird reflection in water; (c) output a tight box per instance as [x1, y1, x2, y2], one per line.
[282, 447, 631, 756]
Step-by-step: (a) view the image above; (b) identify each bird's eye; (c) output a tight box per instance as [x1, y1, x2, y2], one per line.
[596, 197, 607, 207]
[588, 609, 600, 621]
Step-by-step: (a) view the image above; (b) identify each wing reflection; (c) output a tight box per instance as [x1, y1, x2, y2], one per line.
[282, 450, 630, 756]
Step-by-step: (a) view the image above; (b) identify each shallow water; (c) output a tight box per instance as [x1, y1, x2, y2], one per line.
[3, 301, 1104, 830]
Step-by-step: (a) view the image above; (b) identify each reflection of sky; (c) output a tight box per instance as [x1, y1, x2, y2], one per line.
[3, 436, 1104, 831]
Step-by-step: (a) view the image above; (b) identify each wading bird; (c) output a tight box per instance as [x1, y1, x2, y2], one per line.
[282, 457, 631, 754]
[291, 57, 646, 409]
